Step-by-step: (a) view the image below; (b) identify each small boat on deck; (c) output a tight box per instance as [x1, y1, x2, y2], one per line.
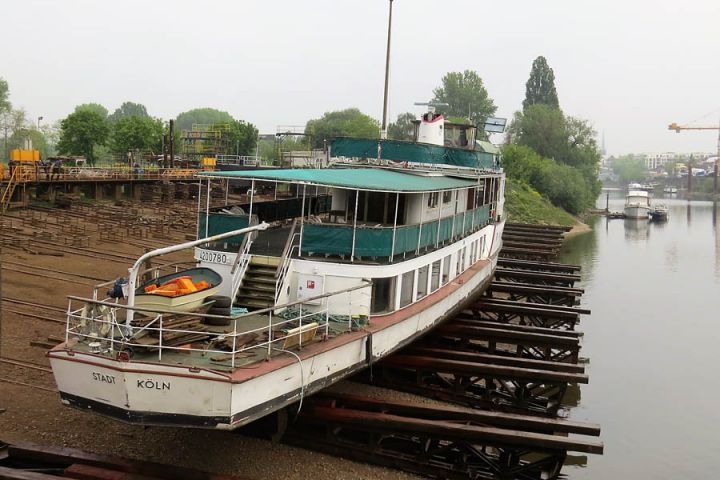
[134, 268, 222, 313]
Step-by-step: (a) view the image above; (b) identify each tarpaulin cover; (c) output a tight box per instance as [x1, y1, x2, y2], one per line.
[330, 137, 497, 170]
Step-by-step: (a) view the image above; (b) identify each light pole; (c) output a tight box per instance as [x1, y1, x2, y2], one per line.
[380, 0, 394, 140]
[37, 116, 43, 130]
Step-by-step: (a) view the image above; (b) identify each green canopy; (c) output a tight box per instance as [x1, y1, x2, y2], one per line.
[200, 168, 479, 193]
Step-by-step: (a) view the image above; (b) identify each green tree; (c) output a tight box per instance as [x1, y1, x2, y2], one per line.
[108, 101, 149, 123]
[612, 156, 647, 184]
[225, 120, 259, 156]
[387, 112, 417, 141]
[0, 78, 10, 113]
[175, 108, 235, 132]
[110, 116, 163, 154]
[305, 108, 379, 148]
[74, 103, 109, 120]
[523, 56, 559, 110]
[8, 127, 50, 158]
[508, 104, 567, 160]
[57, 110, 109, 165]
[431, 70, 497, 124]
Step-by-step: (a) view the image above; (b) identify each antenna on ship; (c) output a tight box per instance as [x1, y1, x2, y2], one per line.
[380, 0, 394, 140]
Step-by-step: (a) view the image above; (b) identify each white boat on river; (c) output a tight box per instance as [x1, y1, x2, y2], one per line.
[47, 109, 507, 429]
[624, 190, 651, 219]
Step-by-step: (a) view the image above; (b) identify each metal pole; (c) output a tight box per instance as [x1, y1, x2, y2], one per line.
[380, 0, 394, 140]
[435, 191, 442, 248]
[351, 189, 360, 260]
[299, 184, 307, 254]
[205, 178, 211, 238]
[169, 119, 175, 168]
[390, 192, 399, 262]
[248, 180, 255, 224]
[196, 180, 202, 238]
[224, 179, 229, 206]
[715, 120, 719, 196]
[416, 192, 425, 254]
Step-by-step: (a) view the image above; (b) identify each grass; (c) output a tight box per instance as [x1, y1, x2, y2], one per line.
[504, 179, 576, 226]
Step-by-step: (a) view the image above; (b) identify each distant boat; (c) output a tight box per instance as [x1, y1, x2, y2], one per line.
[649, 204, 669, 222]
[663, 186, 678, 194]
[624, 190, 651, 219]
[628, 182, 643, 191]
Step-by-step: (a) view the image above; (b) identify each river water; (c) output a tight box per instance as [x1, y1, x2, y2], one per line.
[560, 189, 720, 479]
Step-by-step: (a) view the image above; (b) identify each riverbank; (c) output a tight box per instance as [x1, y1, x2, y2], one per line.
[504, 179, 576, 226]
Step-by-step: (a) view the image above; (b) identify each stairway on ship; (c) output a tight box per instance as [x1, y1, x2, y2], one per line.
[234, 255, 280, 311]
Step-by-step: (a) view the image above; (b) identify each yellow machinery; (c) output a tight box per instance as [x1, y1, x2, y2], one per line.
[10, 149, 41, 162]
[668, 121, 720, 194]
[201, 157, 217, 171]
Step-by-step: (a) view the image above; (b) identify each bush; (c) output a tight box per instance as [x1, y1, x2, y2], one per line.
[501, 144, 594, 214]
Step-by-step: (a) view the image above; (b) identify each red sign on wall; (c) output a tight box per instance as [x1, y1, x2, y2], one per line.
[307, 280, 315, 289]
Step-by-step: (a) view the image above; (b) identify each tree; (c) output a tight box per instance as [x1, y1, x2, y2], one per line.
[431, 70, 497, 124]
[507, 104, 567, 161]
[523, 56, 559, 110]
[612, 156, 647, 184]
[175, 108, 235, 132]
[305, 108, 379, 148]
[0, 78, 10, 114]
[110, 116, 163, 154]
[226, 120, 259, 156]
[74, 103, 109, 120]
[388, 112, 417, 141]
[108, 101, 149, 123]
[57, 110, 109, 165]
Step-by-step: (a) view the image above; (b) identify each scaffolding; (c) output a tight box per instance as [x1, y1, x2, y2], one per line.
[181, 124, 234, 159]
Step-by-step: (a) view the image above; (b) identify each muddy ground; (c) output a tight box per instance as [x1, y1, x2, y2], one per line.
[0, 199, 420, 480]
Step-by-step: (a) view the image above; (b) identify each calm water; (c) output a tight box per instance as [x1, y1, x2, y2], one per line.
[561, 190, 720, 479]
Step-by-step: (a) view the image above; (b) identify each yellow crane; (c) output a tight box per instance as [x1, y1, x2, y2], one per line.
[668, 121, 720, 195]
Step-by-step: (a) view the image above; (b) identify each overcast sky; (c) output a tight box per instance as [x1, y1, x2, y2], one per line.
[2, 0, 719, 155]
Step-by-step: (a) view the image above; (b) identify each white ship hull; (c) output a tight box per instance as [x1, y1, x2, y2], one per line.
[624, 205, 650, 219]
[49, 223, 502, 429]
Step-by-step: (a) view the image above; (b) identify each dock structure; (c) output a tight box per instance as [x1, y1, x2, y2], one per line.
[0, 165, 206, 211]
[281, 222, 602, 478]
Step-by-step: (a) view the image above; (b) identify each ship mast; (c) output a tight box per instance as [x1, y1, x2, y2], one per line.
[380, 0, 394, 140]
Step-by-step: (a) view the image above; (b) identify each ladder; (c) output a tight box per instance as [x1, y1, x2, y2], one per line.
[0, 167, 20, 213]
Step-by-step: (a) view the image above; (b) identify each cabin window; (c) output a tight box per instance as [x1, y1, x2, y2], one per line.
[427, 192, 439, 208]
[371, 277, 396, 314]
[417, 266, 429, 299]
[442, 191, 452, 204]
[442, 255, 451, 284]
[431, 260, 441, 291]
[400, 271, 415, 308]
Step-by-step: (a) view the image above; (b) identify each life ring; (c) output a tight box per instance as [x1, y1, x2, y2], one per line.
[80, 303, 113, 338]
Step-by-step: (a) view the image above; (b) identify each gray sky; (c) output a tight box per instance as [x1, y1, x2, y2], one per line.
[2, 0, 719, 155]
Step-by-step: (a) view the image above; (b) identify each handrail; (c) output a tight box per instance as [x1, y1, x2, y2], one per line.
[1, 166, 19, 213]
[69, 279, 371, 320]
[230, 234, 255, 306]
[125, 222, 269, 324]
[275, 219, 300, 303]
[276, 218, 299, 278]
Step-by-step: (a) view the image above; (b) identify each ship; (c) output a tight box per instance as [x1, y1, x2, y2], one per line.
[47, 109, 507, 429]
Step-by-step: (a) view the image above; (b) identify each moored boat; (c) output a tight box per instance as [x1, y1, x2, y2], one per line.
[624, 190, 651, 219]
[47, 108, 507, 429]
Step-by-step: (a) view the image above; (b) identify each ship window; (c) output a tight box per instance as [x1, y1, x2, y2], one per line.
[400, 271, 415, 308]
[442, 191, 452, 204]
[371, 277, 396, 314]
[427, 192, 439, 208]
[442, 255, 451, 284]
[431, 260, 441, 291]
[417, 266, 429, 299]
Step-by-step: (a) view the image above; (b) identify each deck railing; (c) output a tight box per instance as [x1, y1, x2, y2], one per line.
[301, 204, 491, 259]
[64, 281, 371, 368]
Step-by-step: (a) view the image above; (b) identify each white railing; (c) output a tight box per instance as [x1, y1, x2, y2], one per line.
[275, 236, 299, 303]
[230, 236, 254, 307]
[64, 281, 370, 368]
[216, 155, 263, 167]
